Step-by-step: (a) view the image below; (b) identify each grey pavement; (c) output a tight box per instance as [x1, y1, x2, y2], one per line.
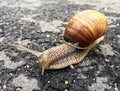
[0, 0, 120, 91]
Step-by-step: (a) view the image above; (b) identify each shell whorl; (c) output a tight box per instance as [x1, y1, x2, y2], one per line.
[64, 10, 107, 47]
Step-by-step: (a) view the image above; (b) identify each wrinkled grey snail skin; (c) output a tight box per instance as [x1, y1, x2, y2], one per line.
[2, 36, 104, 74]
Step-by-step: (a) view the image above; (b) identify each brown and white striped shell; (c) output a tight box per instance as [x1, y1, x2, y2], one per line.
[64, 10, 108, 48]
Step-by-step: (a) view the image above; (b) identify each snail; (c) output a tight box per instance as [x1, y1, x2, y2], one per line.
[1, 10, 108, 74]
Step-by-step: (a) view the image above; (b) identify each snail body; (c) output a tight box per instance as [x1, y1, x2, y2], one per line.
[1, 10, 108, 74]
[8, 36, 104, 74]
[38, 36, 104, 74]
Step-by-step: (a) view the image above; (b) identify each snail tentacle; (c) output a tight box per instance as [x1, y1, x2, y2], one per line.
[0, 43, 42, 57]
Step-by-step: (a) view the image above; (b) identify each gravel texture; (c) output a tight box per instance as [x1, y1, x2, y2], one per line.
[0, 0, 120, 91]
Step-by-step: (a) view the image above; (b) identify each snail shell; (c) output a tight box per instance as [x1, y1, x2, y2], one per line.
[64, 10, 108, 48]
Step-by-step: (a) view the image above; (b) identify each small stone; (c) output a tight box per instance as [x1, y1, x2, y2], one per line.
[0, 37, 5, 42]
[3, 84, 6, 89]
[105, 59, 110, 62]
[64, 89, 68, 91]
[77, 76, 80, 79]
[116, 23, 119, 26]
[17, 68, 20, 71]
[114, 83, 119, 91]
[10, 73, 13, 76]
[20, 26, 24, 30]
[73, 80, 76, 83]
[70, 65, 74, 69]
[117, 35, 120, 38]
[112, 29, 116, 31]
[47, 80, 51, 83]
[46, 34, 50, 38]
[0, 29, 2, 32]
[36, 61, 38, 63]
[64, 80, 69, 85]
[26, 65, 30, 68]
[31, 31, 36, 34]
[109, 25, 116, 28]
[16, 87, 22, 91]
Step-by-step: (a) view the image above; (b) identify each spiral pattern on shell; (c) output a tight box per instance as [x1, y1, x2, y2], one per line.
[64, 10, 108, 48]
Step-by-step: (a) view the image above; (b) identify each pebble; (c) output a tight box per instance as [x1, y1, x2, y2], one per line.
[73, 80, 76, 83]
[46, 34, 50, 38]
[3, 84, 6, 89]
[64, 80, 69, 85]
[77, 76, 80, 79]
[10, 73, 13, 76]
[114, 83, 119, 91]
[17, 68, 20, 71]
[47, 80, 51, 83]
[105, 59, 110, 62]
[16, 87, 22, 91]
[117, 35, 120, 38]
[64, 89, 68, 91]
[70, 65, 74, 69]
[26, 65, 30, 68]
[109, 25, 116, 28]
[116, 23, 119, 26]
[0, 29, 2, 32]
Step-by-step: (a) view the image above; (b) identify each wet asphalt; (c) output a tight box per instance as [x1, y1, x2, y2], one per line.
[0, 0, 120, 91]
